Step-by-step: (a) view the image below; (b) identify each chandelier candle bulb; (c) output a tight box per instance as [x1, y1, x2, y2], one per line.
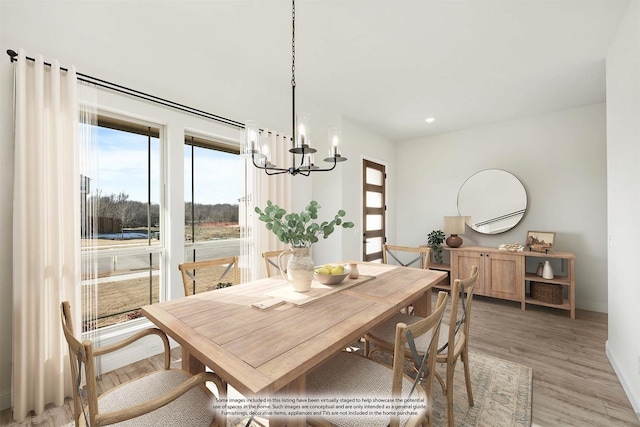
[303, 154, 314, 168]
[299, 127, 306, 147]
[261, 143, 271, 166]
[329, 127, 340, 156]
[244, 120, 261, 154]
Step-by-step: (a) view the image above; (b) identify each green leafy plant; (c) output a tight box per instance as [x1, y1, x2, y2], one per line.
[428, 229, 446, 264]
[255, 200, 354, 247]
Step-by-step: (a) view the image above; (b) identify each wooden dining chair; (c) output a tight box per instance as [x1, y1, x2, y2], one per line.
[382, 244, 432, 316]
[60, 301, 226, 427]
[363, 266, 479, 427]
[178, 256, 239, 296]
[306, 291, 448, 427]
[261, 250, 289, 278]
[383, 244, 431, 270]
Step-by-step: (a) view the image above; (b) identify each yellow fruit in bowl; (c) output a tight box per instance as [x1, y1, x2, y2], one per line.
[330, 265, 344, 275]
[323, 264, 334, 271]
[316, 267, 331, 275]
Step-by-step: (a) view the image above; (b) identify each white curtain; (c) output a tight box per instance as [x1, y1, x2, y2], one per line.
[12, 49, 84, 420]
[240, 129, 292, 282]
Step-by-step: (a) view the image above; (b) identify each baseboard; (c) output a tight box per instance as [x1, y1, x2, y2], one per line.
[606, 340, 640, 420]
[577, 299, 608, 313]
[0, 386, 10, 412]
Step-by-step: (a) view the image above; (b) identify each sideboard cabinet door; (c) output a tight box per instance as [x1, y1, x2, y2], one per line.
[452, 251, 485, 295]
[484, 252, 523, 301]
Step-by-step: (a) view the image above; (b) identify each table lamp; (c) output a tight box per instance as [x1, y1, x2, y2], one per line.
[444, 216, 466, 248]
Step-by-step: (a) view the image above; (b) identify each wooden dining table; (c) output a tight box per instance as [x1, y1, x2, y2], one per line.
[141, 261, 446, 427]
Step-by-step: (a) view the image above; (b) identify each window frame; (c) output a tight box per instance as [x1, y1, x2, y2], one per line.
[81, 109, 167, 335]
[183, 133, 241, 287]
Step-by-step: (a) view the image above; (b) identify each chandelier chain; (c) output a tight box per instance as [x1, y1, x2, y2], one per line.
[291, 0, 296, 88]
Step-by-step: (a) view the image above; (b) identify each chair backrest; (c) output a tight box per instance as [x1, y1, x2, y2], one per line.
[61, 301, 99, 427]
[262, 250, 289, 278]
[383, 244, 431, 269]
[391, 291, 448, 427]
[441, 265, 479, 360]
[178, 256, 239, 296]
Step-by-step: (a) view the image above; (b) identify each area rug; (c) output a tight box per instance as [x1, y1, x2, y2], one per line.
[226, 348, 532, 427]
[59, 350, 532, 427]
[428, 351, 532, 426]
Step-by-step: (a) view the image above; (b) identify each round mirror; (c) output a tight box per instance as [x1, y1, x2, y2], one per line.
[457, 169, 527, 234]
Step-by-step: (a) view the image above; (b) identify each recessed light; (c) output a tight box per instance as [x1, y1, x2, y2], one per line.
[425, 117, 435, 123]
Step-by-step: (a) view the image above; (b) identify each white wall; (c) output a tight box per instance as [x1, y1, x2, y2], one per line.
[311, 118, 396, 265]
[605, 0, 640, 415]
[395, 104, 608, 313]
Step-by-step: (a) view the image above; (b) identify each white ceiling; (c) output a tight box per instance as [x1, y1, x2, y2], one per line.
[189, 0, 630, 142]
[4, 0, 630, 142]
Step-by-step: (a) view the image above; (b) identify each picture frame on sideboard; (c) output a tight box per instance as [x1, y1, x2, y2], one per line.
[526, 231, 555, 253]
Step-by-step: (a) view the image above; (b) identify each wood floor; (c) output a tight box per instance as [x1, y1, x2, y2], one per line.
[1, 295, 638, 426]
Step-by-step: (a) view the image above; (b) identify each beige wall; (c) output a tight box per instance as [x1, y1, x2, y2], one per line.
[395, 104, 608, 313]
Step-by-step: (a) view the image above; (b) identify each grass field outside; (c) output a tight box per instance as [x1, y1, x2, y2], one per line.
[82, 223, 240, 329]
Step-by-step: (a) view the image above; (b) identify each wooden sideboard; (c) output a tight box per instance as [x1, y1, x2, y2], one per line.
[438, 246, 576, 319]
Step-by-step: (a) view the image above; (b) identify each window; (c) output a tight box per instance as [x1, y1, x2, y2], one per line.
[183, 135, 241, 293]
[81, 115, 163, 330]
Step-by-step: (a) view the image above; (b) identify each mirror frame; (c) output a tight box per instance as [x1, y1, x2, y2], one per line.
[457, 169, 527, 234]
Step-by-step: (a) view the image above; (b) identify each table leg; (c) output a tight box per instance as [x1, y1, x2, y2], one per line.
[182, 347, 205, 375]
[412, 289, 432, 317]
[270, 375, 306, 427]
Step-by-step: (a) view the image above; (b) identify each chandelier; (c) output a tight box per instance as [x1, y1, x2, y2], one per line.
[243, 0, 347, 176]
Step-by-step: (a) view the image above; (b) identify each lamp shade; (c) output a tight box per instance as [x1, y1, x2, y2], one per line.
[444, 216, 466, 235]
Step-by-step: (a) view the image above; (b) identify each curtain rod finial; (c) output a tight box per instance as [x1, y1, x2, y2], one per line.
[7, 49, 18, 60]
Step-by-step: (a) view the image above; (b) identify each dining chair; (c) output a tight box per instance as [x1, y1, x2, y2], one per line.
[261, 249, 289, 278]
[178, 255, 239, 296]
[383, 244, 431, 270]
[364, 266, 479, 427]
[60, 301, 226, 427]
[381, 244, 432, 317]
[306, 291, 449, 427]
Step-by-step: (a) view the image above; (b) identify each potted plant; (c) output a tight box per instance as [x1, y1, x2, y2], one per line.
[255, 200, 354, 292]
[428, 229, 446, 264]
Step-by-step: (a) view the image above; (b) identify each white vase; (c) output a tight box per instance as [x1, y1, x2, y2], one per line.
[348, 263, 359, 279]
[536, 262, 544, 276]
[542, 260, 554, 279]
[278, 246, 315, 292]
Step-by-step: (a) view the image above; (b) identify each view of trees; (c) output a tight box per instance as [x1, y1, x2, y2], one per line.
[88, 190, 239, 230]
[185, 202, 238, 224]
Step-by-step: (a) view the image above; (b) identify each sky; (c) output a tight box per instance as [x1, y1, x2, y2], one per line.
[86, 126, 241, 205]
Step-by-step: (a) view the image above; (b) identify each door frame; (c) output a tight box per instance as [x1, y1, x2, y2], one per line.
[361, 156, 388, 262]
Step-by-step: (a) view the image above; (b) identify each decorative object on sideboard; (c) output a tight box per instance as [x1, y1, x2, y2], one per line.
[444, 216, 466, 248]
[427, 229, 446, 264]
[530, 281, 563, 305]
[542, 260, 554, 279]
[526, 230, 555, 253]
[498, 243, 524, 252]
[243, 0, 347, 176]
[536, 262, 544, 276]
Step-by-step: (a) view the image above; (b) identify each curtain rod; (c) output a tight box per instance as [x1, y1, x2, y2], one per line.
[6, 49, 245, 130]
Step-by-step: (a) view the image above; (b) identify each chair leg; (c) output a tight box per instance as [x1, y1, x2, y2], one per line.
[461, 346, 474, 406]
[446, 361, 456, 427]
[364, 338, 370, 357]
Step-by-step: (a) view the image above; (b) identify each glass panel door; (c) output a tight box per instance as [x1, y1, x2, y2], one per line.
[362, 159, 386, 262]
